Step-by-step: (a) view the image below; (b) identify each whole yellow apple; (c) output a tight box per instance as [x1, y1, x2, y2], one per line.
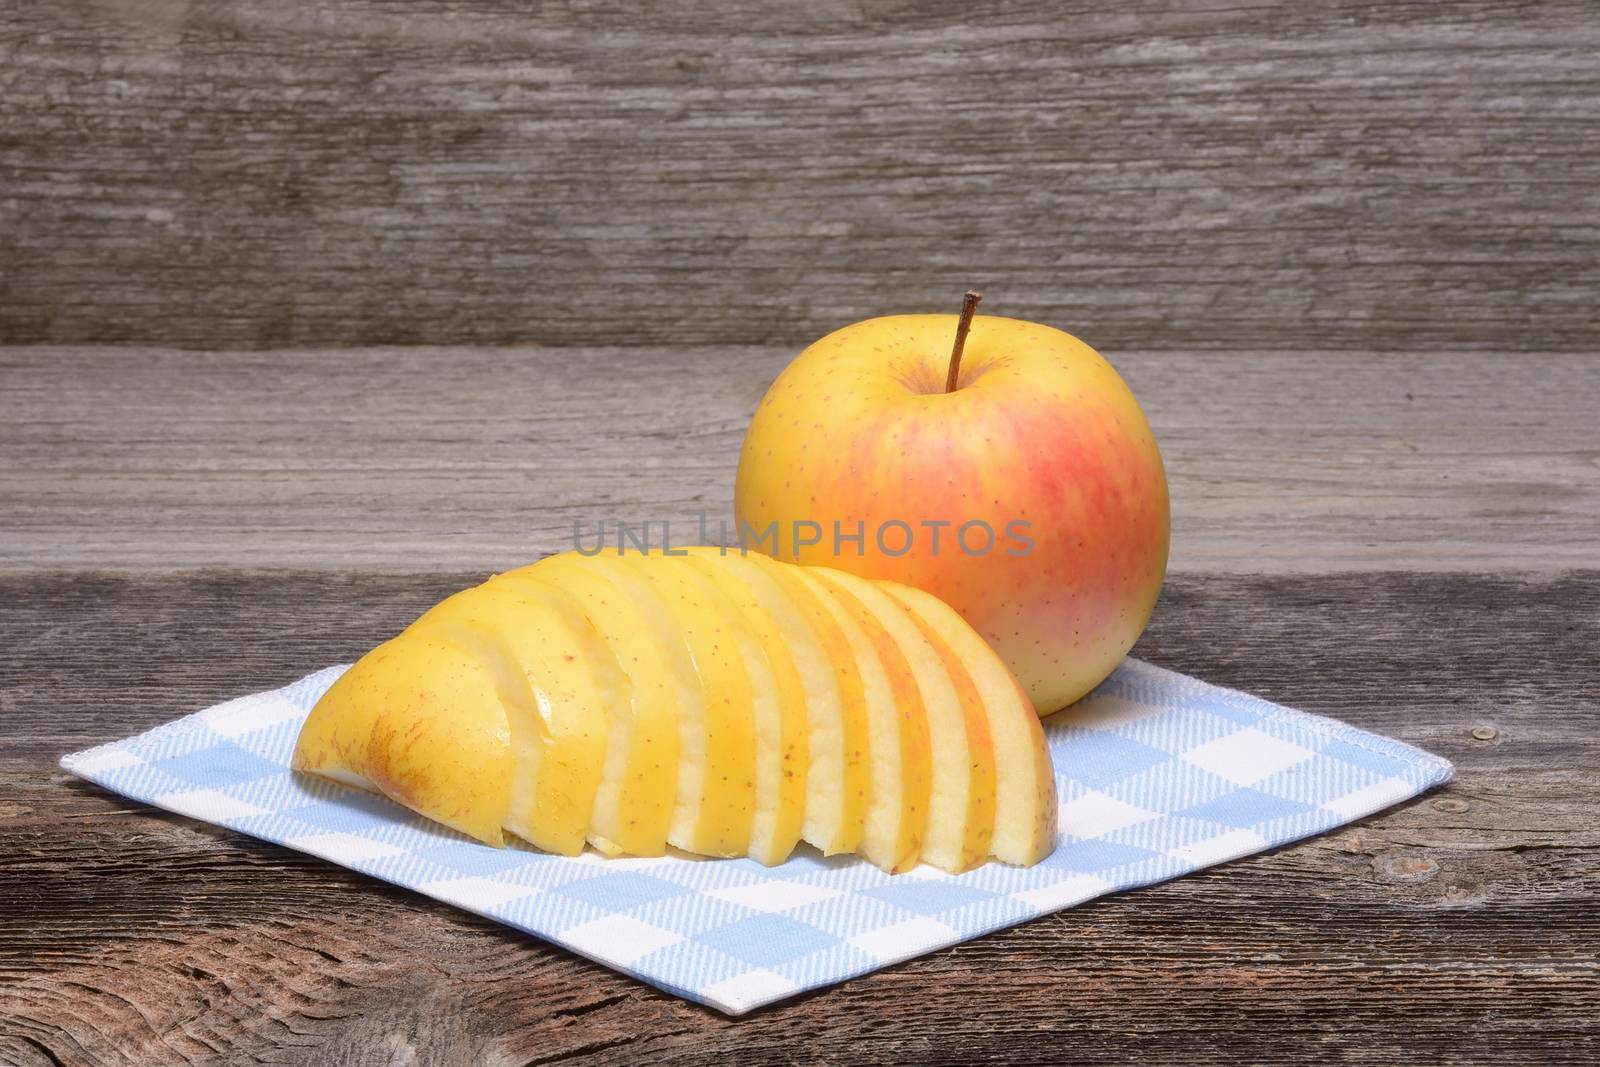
[733, 299, 1169, 715]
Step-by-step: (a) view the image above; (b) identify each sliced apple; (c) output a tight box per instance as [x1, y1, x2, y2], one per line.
[295, 549, 1054, 871]
[812, 569, 995, 873]
[614, 552, 758, 858]
[412, 582, 612, 856]
[784, 564, 931, 873]
[682, 547, 809, 866]
[739, 552, 871, 857]
[886, 592, 999, 870]
[496, 556, 679, 857]
[884, 583, 1058, 865]
[292, 630, 513, 845]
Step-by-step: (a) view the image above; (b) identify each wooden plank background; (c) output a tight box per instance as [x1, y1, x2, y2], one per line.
[2, 1, 1599, 351]
[2, 346, 1597, 573]
[2, 1, 1598, 1064]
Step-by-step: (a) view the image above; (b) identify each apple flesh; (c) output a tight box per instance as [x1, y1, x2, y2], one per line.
[292, 631, 514, 845]
[727, 549, 872, 858]
[412, 583, 612, 856]
[788, 565, 931, 873]
[811, 567, 994, 873]
[294, 549, 1058, 871]
[619, 555, 761, 858]
[883, 583, 1057, 866]
[734, 313, 1169, 714]
[497, 560, 681, 857]
[681, 549, 810, 866]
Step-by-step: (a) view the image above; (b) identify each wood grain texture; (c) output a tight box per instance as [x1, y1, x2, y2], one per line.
[2, 570, 1596, 1065]
[4, 345, 1598, 574]
[3, 1, 1599, 351]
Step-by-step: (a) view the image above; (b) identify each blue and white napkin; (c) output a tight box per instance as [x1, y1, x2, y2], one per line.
[61, 657, 1451, 1015]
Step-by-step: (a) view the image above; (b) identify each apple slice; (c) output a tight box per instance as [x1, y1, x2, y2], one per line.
[412, 582, 612, 856]
[614, 552, 758, 858]
[883, 583, 1058, 865]
[738, 552, 870, 857]
[886, 592, 999, 870]
[681, 548, 809, 866]
[784, 564, 932, 873]
[292, 630, 513, 845]
[496, 557, 679, 857]
[812, 569, 995, 873]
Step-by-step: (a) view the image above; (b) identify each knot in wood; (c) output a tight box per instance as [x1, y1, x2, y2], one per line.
[1373, 852, 1440, 882]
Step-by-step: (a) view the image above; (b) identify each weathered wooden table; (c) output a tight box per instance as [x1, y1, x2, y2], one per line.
[2, 347, 1595, 1064]
[4, 1, 1599, 1062]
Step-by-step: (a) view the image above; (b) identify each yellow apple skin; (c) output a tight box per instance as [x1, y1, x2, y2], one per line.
[716, 549, 871, 859]
[752, 556, 876, 857]
[796, 567, 932, 874]
[294, 549, 1059, 871]
[885, 583, 1057, 866]
[498, 559, 680, 858]
[813, 568, 992, 873]
[876, 581, 999, 872]
[734, 314, 1169, 715]
[682, 548, 810, 867]
[292, 632, 513, 846]
[413, 582, 611, 856]
[618, 553, 759, 859]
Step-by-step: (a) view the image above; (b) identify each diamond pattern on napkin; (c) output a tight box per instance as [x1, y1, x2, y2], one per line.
[60, 658, 1451, 1015]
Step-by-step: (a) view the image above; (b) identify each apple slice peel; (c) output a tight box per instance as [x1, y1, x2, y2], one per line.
[293, 550, 1058, 872]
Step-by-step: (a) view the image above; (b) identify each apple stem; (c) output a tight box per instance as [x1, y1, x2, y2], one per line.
[945, 290, 983, 393]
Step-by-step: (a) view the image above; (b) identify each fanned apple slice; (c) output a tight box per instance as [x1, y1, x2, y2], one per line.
[813, 569, 995, 873]
[741, 552, 870, 857]
[682, 547, 809, 865]
[496, 557, 679, 857]
[870, 581, 999, 871]
[884, 583, 1058, 865]
[292, 631, 513, 845]
[787, 565, 931, 873]
[616, 552, 758, 858]
[412, 582, 612, 855]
